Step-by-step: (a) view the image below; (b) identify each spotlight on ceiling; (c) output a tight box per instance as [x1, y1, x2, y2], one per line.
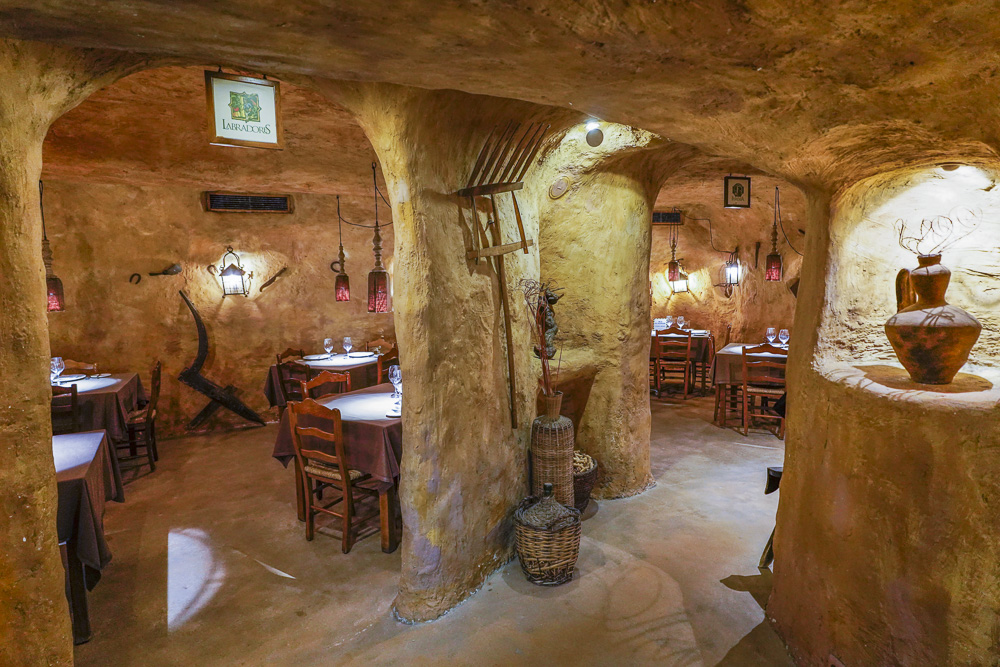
[585, 120, 604, 147]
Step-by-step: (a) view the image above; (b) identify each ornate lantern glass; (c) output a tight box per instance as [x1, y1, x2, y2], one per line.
[670, 271, 689, 294]
[218, 246, 250, 297]
[725, 259, 741, 285]
[335, 271, 351, 302]
[765, 252, 783, 281]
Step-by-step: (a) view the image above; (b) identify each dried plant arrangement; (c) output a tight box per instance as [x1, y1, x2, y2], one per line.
[894, 210, 979, 257]
[519, 278, 563, 397]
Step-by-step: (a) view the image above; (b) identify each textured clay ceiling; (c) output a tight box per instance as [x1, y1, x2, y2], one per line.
[11, 1, 1000, 189]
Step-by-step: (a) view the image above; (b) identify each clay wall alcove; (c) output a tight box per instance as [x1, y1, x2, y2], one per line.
[769, 162, 1000, 666]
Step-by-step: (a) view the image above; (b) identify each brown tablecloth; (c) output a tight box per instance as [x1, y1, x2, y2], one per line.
[651, 332, 713, 363]
[263, 355, 380, 408]
[55, 373, 145, 443]
[54, 431, 114, 585]
[712, 343, 788, 385]
[272, 383, 402, 483]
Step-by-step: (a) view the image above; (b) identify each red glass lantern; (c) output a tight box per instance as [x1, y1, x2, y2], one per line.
[333, 195, 351, 301]
[40, 181, 65, 312]
[765, 252, 782, 281]
[667, 259, 680, 282]
[335, 271, 351, 302]
[368, 268, 389, 313]
[765, 186, 783, 282]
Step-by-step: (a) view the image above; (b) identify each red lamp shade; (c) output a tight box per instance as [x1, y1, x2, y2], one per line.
[335, 272, 351, 302]
[368, 270, 389, 313]
[46, 275, 65, 312]
[765, 252, 782, 281]
[667, 259, 680, 282]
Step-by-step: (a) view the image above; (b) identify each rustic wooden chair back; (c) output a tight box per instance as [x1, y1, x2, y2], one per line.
[288, 398, 394, 552]
[655, 328, 694, 399]
[51, 384, 81, 434]
[276, 348, 308, 406]
[740, 343, 788, 437]
[365, 337, 393, 353]
[377, 344, 399, 384]
[721, 324, 732, 349]
[300, 371, 352, 400]
[146, 360, 162, 420]
[63, 359, 97, 373]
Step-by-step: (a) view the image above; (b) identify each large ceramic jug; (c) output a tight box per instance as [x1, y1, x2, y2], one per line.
[884, 253, 981, 384]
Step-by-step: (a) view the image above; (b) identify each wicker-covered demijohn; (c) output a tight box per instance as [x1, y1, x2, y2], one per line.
[572, 451, 598, 513]
[515, 483, 582, 586]
[531, 392, 575, 507]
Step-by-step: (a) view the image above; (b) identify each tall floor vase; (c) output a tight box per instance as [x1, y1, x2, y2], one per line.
[531, 392, 574, 507]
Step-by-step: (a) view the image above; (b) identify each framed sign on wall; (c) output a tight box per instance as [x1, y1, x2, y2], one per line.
[724, 175, 751, 208]
[205, 71, 284, 150]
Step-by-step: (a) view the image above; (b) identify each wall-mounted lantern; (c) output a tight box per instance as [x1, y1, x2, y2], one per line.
[218, 246, 251, 297]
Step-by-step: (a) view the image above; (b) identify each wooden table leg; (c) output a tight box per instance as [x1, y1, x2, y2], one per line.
[294, 458, 305, 522]
[380, 484, 399, 553]
[64, 541, 92, 644]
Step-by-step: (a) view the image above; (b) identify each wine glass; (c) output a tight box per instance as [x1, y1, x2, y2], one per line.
[664, 315, 674, 329]
[343, 336, 353, 355]
[677, 316, 686, 330]
[323, 337, 334, 358]
[778, 329, 790, 346]
[388, 365, 402, 414]
[51, 357, 65, 383]
[766, 327, 777, 344]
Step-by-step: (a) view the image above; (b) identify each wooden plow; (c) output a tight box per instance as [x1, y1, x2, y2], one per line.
[456, 122, 550, 428]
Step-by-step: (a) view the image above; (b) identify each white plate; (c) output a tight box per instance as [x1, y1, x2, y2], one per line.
[55, 373, 87, 383]
[91, 373, 112, 378]
[303, 354, 329, 361]
[348, 352, 376, 358]
[385, 411, 402, 418]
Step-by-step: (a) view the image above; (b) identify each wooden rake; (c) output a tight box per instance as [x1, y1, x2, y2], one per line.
[455, 122, 550, 428]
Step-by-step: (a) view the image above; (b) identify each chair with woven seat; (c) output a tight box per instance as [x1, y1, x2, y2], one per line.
[122, 360, 160, 473]
[288, 399, 397, 553]
[275, 348, 308, 415]
[365, 337, 393, 354]
[376, 344, 399, 384]
[655, 326, 695, 399]
[300, 370, 351, 400]
[741, 343, 788, 438]
[51, 384, 81, 435]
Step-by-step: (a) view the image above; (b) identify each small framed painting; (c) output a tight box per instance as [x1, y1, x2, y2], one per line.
[724, 176, 751, 208]
[205, 71, 284, 150]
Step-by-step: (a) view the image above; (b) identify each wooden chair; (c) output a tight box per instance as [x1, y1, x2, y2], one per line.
[300, 371, 351, 400]
[365, 337, 393, 354]
[714, 325, 741, 425]
[276, 348, 308, 413]
[649, 334, 660, 395]
[63, 359, 97, 373]
[376, 344, 399, 384]
[288, 399, 397, 553]
[51, 384, 81, 435]
[655, 326, 695, 399]
[741, 343, 788, 438]
[122, 360, 160, 472]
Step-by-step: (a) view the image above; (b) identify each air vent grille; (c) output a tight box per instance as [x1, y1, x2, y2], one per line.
[652, 210, 682, 225]
[204, 192, 294, 213]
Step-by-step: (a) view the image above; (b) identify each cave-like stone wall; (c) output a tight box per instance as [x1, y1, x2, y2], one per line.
[651, 173, 806, 346]
[43, 181, 394, 434]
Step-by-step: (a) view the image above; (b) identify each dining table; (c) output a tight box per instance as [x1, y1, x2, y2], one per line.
[54, 372, 145, 443]
[53, 430, 119, 644]
[263, 353, 381, 409]
[272, 383, 402, 542]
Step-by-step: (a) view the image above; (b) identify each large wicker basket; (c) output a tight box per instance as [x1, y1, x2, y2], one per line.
[531, 392, 575, 507]
[514, 486, 582, 586]
[573, 451, 598, 513]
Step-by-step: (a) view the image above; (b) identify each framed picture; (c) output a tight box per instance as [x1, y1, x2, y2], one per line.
[205, 71, 284, 150]
[724, 176, 751, 208]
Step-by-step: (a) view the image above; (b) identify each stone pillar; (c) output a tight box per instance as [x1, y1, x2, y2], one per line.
[0, 40, 141, 664]
[317, 81, 565, 621]
[533, 124, 690, 498]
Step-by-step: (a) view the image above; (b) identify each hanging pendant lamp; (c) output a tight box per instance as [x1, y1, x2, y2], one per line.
[665, 215, 688, 293]
[367, 162, 390, 313]
[39, 181, 65, 312]
[765, 186, 783, 281]
[332, 195, 351, 302]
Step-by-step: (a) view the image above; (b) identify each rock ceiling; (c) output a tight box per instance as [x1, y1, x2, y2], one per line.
[14, 1, 1000, 191]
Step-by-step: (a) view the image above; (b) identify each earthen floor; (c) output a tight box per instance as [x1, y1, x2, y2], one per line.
[74, 395, 792, 666]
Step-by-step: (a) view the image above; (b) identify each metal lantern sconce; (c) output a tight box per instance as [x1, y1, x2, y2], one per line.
[331, 195, 351, 302]
[367, 162, 390, 313]
[765, 186, 783, 281]
[218, 246, 251, 297]
[664, 212, 688, 294]
[39, 181, 65, 312]
[670, 270, 689, 294]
